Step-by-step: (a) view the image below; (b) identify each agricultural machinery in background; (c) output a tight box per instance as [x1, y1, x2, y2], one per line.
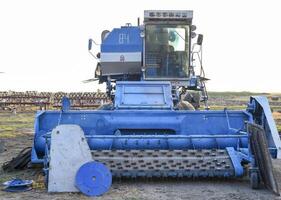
[31, 10, 281, 196]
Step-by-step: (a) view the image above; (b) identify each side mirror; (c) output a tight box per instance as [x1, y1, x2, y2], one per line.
[197, 34, 203, 46]
[190, 25, 197, 31]
[190, 25, 197, 38]
[88, 39, 93, 51]
[101, 30, 110, 42]
[191, 32, 197, 39]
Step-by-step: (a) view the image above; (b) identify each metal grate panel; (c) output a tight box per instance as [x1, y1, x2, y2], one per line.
[92, 149, 235, 178]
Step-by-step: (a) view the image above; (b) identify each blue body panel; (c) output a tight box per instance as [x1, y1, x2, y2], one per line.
[32, 109, 251, 162]
[115, 81, 173, 110]
[101, 26, 142, 53]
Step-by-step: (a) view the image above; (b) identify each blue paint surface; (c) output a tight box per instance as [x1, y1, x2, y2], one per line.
[32, 108, 250, 162]
[101, 26, 143, 52]
[75, 161, 112, 196]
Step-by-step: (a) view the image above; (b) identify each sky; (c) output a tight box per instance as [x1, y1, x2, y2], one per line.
[0, 0, 280, 92]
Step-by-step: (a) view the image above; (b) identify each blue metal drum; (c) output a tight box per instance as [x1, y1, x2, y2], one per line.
[75, 161, 112, 196]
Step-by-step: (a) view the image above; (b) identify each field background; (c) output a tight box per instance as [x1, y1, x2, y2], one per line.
[207, 92, 281, 132]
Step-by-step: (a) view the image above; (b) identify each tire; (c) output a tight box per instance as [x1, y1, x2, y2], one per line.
[250, 171, 259, 189]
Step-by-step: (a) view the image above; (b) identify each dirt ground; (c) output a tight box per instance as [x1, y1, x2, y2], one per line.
[1, 112, 281, 200]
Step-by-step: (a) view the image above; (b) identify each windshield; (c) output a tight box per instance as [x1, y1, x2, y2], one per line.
[145, 24, 190, 79]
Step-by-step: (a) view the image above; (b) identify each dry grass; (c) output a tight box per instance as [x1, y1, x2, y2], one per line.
[273, 112, 281, 120]
[0, 112, 34, 138]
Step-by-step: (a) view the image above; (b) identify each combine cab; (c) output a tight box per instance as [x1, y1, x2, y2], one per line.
[31, 10, 281, 196]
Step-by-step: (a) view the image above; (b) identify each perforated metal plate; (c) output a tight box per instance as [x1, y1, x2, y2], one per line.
[92, 149, 235, 178]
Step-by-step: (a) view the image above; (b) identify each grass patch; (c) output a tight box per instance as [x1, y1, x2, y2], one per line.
[208, 91, 269, 97]
[271, 106, 281, 112]
[0, 125, 14, 131]
[0, 132, 19, 138]
[276, 125, 281, 133]
[0, 113, 34, 123]
[273, 112, 281, 120]
[209, 105, 246, 110]
[0, 112, 34, 138]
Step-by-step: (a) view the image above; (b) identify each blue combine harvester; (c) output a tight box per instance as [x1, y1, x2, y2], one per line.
[31, 10, 281, 196]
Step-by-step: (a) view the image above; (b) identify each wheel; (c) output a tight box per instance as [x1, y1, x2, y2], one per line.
[250, 172, 259, 189]
[75, 161, 112, 196]
[44, 170, 49, 189]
